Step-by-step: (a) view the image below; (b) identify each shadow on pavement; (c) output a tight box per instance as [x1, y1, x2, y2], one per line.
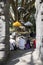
[6, 49, 35, 65]
[27, 50, 35, 65]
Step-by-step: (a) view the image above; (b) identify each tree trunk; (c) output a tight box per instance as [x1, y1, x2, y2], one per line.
[15, 0, 18, 20]
[4, 0, 10, 57]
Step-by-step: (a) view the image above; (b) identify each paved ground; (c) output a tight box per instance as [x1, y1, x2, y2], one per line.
[6, 49, 43, 65]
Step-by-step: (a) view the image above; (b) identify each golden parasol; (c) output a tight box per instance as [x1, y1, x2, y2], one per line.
[13, 21, 22, 27]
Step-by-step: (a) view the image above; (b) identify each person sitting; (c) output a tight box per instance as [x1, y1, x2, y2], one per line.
[25, 37, 30, 49]
[19, 36, 26, 50]
[9, 35, 16, 50]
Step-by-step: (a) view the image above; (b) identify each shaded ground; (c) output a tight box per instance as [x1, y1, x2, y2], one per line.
[6, 49, 43, 65]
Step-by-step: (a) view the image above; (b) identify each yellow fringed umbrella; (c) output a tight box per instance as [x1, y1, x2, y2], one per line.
[13, 21, 22, 27]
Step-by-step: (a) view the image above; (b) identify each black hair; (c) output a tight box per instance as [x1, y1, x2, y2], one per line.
[41, 0, 43, 2]
[40, 0, 43, 3]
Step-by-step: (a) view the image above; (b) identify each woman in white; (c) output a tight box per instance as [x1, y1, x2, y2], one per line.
[19, 37, 26, 49]
[9, 35, 16, 50]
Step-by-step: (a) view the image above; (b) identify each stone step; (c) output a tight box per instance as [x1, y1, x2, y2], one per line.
[0, 51, 5, 60]
[0, 2, 4, 7]
[0, 44, 5, 51]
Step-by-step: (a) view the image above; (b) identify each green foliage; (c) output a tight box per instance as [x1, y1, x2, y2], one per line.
[9, 0, 36, 32]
